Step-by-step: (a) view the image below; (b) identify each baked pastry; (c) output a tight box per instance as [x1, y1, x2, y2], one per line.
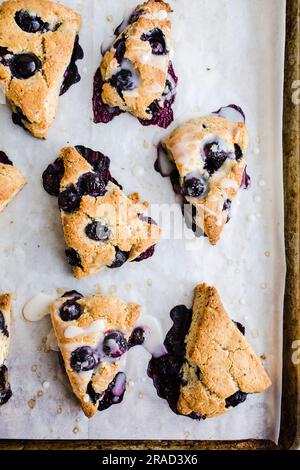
[0, 150, 27, 213]
[148, 283, 271, 420]
[0, 0, 83, 139]
[159, 105, 250, 244]
[0, 293, 12, 407]
[43, 146, 161, 279]
[93, 0, 177, 128]
[50, 290, 140, 418]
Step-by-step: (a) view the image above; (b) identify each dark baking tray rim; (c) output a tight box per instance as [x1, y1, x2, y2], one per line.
[0, 0, 299, 451]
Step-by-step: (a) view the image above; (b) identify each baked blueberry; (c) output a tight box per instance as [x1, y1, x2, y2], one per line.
[86, 381, 104, 405]
[128, 327, 145, 348]
[15, 10, 52, 33]
[103, 330, 128, 358]
[110, 69, 136, 94]
[114, 37, 126, 64]
[65, 248, 82, 268]
[0, 365, 12, 406]
[225, 391, 247, 408]
[234, 143, 243, 160]
[70, 346, 99, 373]
[10, 53, 41, 79]
[61, 290, 83, 300]
[141, 28, 167, 55]
[203, 142, 228, 175]
[78, 172, 107, 197]
[108, 248, 130, 269]
[42, 158, 64, 197]
[59, 299, 82, 322]
[223, 199, 232, 211]
[183, 176, 207, 198]
[85, 221, 110, 241]
[58, 185, 81, 212]
[0, 312, 9, 337]
[0, 151, 13, 166]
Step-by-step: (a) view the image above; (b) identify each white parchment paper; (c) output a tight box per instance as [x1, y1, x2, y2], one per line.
[0, 0, 286, 442]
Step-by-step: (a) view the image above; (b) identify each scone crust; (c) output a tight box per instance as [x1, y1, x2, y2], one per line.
[177, 283, 271, 418]
[0, 161, 27, 213]
[162, 115, 249, 244]
[50, 293, 140, 418]
[0, 293, 12, 365]
[100, 0, 173, 120]
[0, 0, 81, 138]
[60, 147, 161, 279]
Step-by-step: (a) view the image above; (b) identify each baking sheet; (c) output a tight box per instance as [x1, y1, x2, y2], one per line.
[0, 0, 286, 442]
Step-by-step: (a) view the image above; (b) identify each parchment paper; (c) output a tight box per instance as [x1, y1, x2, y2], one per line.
[0, 0, 286, 442]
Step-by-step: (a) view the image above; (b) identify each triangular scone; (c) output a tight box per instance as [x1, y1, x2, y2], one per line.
[93, 0, 177, 128]
[0, 151, 27, 213]
[50, 290, 140, 418]
[161, 110, 249, 244]
[0, 293, 13, 407]
[0, 0, 82, 139]
[43, 146, 161, 279]
[177, 284, 271, 418]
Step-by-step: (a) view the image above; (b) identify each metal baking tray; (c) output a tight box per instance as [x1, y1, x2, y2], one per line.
[0, 0, 299, 451]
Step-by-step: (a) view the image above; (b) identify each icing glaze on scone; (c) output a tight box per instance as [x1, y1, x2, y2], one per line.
[93, 0, 177, 128]
[0, 151, 27, 213]
[148, 283, 271, 420]
[42, 146, 161, 279]
[0, 0, 83, 139]
[0, 293, 13, 407]
[50, 290, 140, 418]
[160, 107, 249, 244]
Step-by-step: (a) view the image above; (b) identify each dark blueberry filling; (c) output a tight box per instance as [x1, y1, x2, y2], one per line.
[0, 47, 12, 66]
[60, 35, 84, 96]
[0, 312, 9, 337]
[110, 69, 136, 96]
[65, 248, 82, 268]
[225, 391, 247, 408]
[0, 151, 13, 166]
[85, 221, 110, 241]
[61, 290, 83, 300]
[114, 37, 126, 64]
[234, 143, 243, 160]
[98, 372, 126, 411]
[0, 365, 12, 406]
[75, 146, 110, 174]
[148, 305, 202, 419]
[139, 63, 178, 129]
[10, 53, 41, 79]
[133, 245, 155, 262]
[58, 185, 81, 212]
[103, 330, 128, 358]
[241, 167, 251, 189]
[70, 346, 99, 373]
[78, 172, 107, 197]
[128, 327, 145, 348]
[141, 28, 167, 55]
[59, 299, 83, 322]
[93, 68, 125, 124]
[183, 176, 207, 198]
[223, 199, 232, 211]
[108, 247, 130, 269]
[42, 158, 65, 196]
[234, 321, 245, 336]
[203, 142, 229, 175]
[15, 10, 57, 33]
[86, 381, 104, 405]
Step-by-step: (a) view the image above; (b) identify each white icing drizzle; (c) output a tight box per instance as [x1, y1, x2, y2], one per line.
[64, 320, 106, 339]
[137, 315, 166, 358]
[23, 293, 53, 322]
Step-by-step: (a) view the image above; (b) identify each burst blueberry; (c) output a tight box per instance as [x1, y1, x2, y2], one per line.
[42, 158, 64, 197]
[59, 299, 83, 322]
[65, 248, 82, 268]
[78, 172, 107, 197]
[141, 28, 167, 55]
[103, 330, 128, 358]
[108, 248, 129, 269]
[70, 346, 99, 373]
[58, 185, 81, 212]
[183, 176, 207, 198]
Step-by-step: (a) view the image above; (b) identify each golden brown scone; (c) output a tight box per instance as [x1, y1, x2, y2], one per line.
[99, 0, 176, 121]
[161, 111, 249, 244]
[56, 146, 160, 279]
[0, 151, 27, 213]
[177, 283, 272, 418]
[0, 293, 13, 407]
[50, 290, 140, 418]
[0, 0, 82, 139]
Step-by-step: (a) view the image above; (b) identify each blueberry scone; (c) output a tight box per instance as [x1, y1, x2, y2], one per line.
[148, 283, 271, 419]
[50, 290, 140, 418]
[158, 106, 250, 244]
[43, 146, 161, 279]
[0, 293, 13, 407]
[0, 0, 83, 139]
[93, 0, 177, 128]
[0, 151, 27, 213]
